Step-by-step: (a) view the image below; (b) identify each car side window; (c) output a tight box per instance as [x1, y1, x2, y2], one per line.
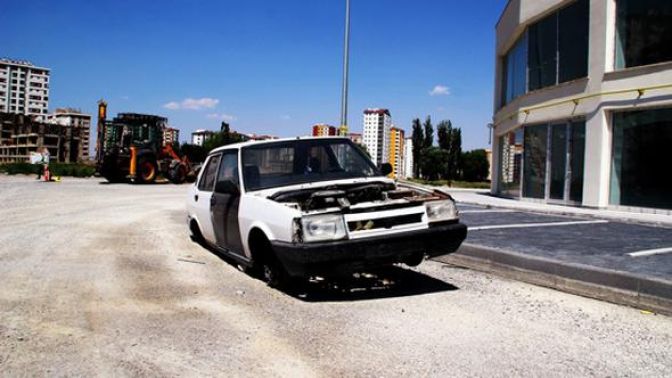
[217, 151, 239, 187]
[198, 154, 221, 191]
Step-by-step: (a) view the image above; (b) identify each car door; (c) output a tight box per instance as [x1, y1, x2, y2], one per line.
[193, 153, 221, 243]
[211, 150, 244, 256]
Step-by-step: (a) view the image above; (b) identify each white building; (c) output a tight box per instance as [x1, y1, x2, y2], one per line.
[403, 137, 414, 179]
[47, 108, 92, 161]
[191, 129, 214, 146]
[362, 108, 391, 166]
[0, 58, 50, 121]
[492, 0, 672, 213]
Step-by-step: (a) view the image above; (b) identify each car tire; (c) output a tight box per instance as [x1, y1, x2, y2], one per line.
[249, 232, 293, 289]
[403, 253, 424, 267]
[189, 220, 204, 244]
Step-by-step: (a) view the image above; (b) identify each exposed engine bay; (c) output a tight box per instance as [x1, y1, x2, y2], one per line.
[268, 181, 449, 212]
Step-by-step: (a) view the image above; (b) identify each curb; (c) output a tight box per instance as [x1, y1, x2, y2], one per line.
[453, 197, 672, 228]
[434, 243, 672, 316]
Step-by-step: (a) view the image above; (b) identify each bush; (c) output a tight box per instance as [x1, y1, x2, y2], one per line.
[0, 162, 96, 177]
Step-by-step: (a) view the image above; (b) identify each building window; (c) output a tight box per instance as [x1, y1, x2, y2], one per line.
[558, 0, 589, 82]
[501, 34, 528, 106]
[523, 124, 548, 199]
[611, 108, 672, 209]
[498, 129, 524, 197]
[500, 0, 589, 106]
[615, 0, 672, 69]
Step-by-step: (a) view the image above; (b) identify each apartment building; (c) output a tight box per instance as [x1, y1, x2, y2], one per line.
[191, 129, 215, 146]
[347, 132, 362, 145]
[312, 124, 336, 137]
[492, 0, 672, 213]
[47, 108, 91, 160]
[0, 58, 50, 121]
[0, 113, 88, 163]
[362, 108, 391, 166]
[388, 127, 404, 178]
[163, 127, 180, 146]
[403, 137, 414, 179]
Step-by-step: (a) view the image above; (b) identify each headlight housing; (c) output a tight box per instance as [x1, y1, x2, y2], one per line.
[425, 200, 458, 223]
[299, 213, 347, 242]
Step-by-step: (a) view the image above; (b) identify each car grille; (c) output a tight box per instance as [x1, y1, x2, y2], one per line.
[348, 213, 423, 232]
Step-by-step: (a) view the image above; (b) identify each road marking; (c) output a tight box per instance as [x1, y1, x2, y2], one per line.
[460, 209, 516, 214]
[468, 220, 608, 231]
[627, 247, 672, 257]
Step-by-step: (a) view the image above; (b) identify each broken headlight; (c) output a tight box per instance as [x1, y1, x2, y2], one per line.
[300, 213, 347, 242]
[425, 200, 458, 223]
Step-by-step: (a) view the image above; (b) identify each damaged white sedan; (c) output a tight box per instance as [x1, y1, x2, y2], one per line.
[187, 137, 467, 287]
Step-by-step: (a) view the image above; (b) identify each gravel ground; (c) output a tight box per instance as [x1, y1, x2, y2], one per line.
[1, 175, 671, 377]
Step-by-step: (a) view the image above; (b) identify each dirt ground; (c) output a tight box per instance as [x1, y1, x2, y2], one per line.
[1, 175, 671, 377]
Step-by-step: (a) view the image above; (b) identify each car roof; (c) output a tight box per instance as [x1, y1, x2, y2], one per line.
[208, 136, 351, 155]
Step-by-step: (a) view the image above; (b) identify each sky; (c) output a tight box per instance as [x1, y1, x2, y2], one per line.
[1, 0, 507, 151]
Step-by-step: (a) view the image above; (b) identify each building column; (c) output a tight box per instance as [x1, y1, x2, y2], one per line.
[582, 108, 611, 208]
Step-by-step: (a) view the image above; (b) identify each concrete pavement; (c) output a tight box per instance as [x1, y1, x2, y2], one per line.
[1, 175, 671, 377]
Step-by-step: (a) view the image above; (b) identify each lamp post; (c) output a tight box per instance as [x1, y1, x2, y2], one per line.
[339, 0, 351, 136]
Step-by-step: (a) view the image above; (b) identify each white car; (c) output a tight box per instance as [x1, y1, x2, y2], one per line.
[187, 137, 467, 287]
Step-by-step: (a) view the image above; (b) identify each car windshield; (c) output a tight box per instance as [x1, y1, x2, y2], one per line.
[241, 138, 380, 191]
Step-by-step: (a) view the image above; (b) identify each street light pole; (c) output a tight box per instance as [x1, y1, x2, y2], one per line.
[339, 0, 351, 136]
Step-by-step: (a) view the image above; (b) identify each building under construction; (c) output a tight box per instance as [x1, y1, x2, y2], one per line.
[0, 112, 89, 164]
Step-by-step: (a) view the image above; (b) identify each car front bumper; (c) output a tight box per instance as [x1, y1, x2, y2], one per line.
[270, 222, 467, 277]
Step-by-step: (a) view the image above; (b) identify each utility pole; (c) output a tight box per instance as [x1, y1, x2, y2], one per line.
[339, 0, 351, 136]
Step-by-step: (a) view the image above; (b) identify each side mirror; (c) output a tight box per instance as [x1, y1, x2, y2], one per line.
[215, 179, 240, 196]
[380, 163, 393, 176]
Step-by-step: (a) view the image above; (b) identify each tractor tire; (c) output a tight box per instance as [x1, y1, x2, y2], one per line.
[169, 164, 187, 184]
[136, 157, 158, 184]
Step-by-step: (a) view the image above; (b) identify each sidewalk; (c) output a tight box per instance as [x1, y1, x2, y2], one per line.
[442, 188, 672, 227]
[401, 182, 672, 315]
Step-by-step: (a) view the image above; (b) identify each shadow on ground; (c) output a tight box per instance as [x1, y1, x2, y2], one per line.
[194, 237, 459, 302]
[286, 266, 459, 302]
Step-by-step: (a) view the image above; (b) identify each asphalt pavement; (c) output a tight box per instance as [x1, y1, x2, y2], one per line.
[430, 193, 672, 315]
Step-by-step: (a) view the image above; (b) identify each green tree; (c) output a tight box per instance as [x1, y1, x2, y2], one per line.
[423, 116, 434, 149]
[202, 130, 244, 152]
[461, 149, 489, 182]
[449, 128, 462, 180]
[419, 147, 449, 181]
[411, 118, 424, 178]
[437, 120, 452, 150]
[179, 143, 207, 163]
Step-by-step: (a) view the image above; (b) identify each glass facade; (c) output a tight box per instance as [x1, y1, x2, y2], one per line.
[500, 121, 585, 203]
[528, 15, 557, 91]
[569, 121, 585, 202]
[611, 108, 672, 210]
[501, 35, 528, 106]
[615, 0, 672, 69]
[500, 0, 589, 107]
[523, 125, 548, 199]
[498, 129, 524, 197]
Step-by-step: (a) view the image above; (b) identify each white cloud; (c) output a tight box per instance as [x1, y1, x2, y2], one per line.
[163, 97, 220, 110]
[429, 85, 451, 96]
[164, 101, 180, 110]
[206, 113, 237, 121]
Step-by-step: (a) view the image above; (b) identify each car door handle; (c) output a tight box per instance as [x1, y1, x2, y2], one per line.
[194, 194, 199, 202]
